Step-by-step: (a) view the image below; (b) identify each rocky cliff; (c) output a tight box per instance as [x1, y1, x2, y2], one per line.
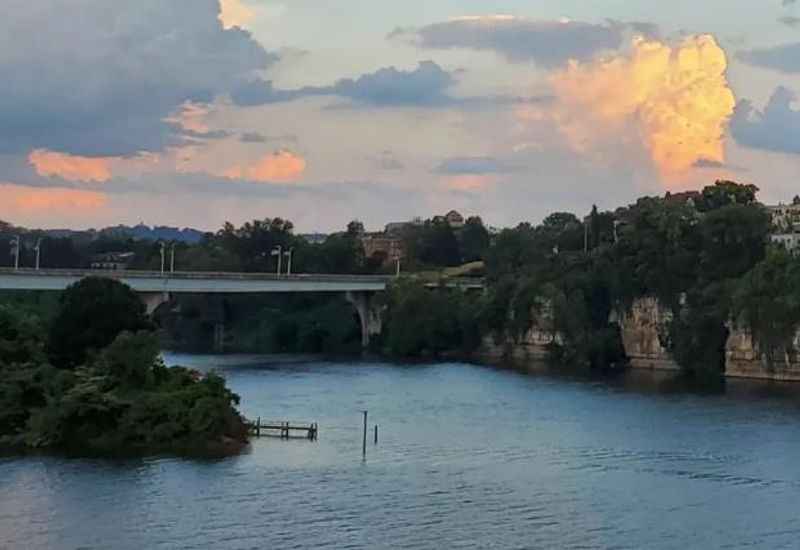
[617, 298, 679, 371]
[482, 296, 800, 382]
[726, 325, 800, 381]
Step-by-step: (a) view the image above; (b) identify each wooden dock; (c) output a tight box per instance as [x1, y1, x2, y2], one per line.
[250, 418, 318, 440]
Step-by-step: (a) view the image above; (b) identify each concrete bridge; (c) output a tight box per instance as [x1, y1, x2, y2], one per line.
[0, 268, 390, 348]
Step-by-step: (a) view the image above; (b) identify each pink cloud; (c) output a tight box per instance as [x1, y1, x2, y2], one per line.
[28, 149, 113, 183]
[0, 183, 108, 219]
[224, 150, 307, 183]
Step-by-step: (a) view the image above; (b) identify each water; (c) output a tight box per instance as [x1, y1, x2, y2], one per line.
[3, 357, 800, 549]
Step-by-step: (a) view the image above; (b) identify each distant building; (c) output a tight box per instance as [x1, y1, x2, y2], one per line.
[664, 191, 702, 208]
[361, 234, 404, 265]
[90, 252, 135, 270]
[771, 233, 800, 252]
[767, 203, 800, 254]
[767, 203, 800, 234]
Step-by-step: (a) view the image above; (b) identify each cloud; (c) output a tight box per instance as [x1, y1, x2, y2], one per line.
[545, 35, 735, 180]
[739, 42, 800, 73]
[232, 61, 459, 107]
[778, 16, 800, 27]
[443, 175, 500, 191]
[28, 150, 113, 183]
[223, 150, 307, 182]
[435, 156, 516, 174]
[0, 183, 108, 220]
[730, 87, 800, 155]
[0, 0, 274, 156]
[391, 16, 659, 67]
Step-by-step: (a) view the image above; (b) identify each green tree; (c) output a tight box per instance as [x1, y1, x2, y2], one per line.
[460, 216, 490, 262]
[733, 249, 800, 368]
[48, 278, 152, 369]
[697, 180, 759, 212]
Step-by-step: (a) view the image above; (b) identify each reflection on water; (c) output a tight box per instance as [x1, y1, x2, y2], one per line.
[3, 357, 800, 549]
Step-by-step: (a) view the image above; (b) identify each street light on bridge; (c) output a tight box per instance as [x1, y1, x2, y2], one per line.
[283, 248, 294, 276]
[33, 238, 41, 270]
[271, 245, 282, 276]
[10, 235, 20, 270]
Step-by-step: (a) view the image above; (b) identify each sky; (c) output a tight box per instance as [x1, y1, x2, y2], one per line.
[1, 0, 799, 232]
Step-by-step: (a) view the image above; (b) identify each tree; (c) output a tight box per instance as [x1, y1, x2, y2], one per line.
[460, 216, 490, 263]
[346, 220, 365, 237]
[793, 195, 800, 206]
[0, 306, 46, 367]
[733, 249, 800, 368]
[48, 278, 153, 369]
[698, 180, 759, 212]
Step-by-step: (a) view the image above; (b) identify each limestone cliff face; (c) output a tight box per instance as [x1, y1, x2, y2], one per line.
[480, 295, 800, 382]
[481, 304, 559, 362]
[725, 325, 800, 381]
[617, 298, 679, 371]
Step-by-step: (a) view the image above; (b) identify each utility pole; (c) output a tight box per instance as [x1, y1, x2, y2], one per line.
[10, 236, 20, 270]
[362, 410, 368, 457]
[271, 245, 282, 276]
[34, 238, 41, 270]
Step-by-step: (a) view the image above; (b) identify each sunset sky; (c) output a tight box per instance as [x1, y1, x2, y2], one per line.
[2, 0, 799, 231]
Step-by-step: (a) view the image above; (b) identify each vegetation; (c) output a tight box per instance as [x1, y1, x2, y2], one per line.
[0, 280, 247, 457]
[3, 179, 799, 382]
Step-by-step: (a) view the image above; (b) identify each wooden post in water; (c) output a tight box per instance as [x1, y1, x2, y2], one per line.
[362, 411, 368, 457]
[256, 417, 261, 438]
[374, 425, 378, 445]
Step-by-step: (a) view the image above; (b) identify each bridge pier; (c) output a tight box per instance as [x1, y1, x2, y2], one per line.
[346, 291, 383, 348]
[140, 292, 170, 316]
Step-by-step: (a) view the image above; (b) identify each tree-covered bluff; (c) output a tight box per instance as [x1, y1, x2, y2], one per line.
[0, 278, 248, 457]
[479, 181, 800, 380]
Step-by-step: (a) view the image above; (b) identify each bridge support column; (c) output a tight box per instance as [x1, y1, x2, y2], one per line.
[346, 291, 383, 348]
[213, 323, 226, 353]
[140, 292, 170, 316]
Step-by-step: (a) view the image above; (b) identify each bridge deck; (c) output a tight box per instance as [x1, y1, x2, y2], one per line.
[0, 268, 390, 293]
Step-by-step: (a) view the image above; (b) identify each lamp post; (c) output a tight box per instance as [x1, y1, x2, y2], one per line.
[33, 238, 41, 270]
[170, 243, 176, 273]
[271, 245, 283, 276]
[159, 242, 166, 275]
[284, 248, 294, 276]
[10, 235, 20, 270]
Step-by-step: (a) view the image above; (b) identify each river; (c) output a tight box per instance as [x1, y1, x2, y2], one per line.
[3, 357, 800, 549]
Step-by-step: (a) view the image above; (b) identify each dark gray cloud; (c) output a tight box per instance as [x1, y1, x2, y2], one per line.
[778, 15, 800, 27]
[314, 60, 456, 106]
[434, 157, 517, 175]
[730, 87, 800, 155]
[231, 79, 304, 106]
[389, 17, 659, 67]
[233, 61, 457, 107]
[739, 42, 800, 73]
[692, 158, 725, 168]
[0, 0, 274, 156]
[180, 129, 234, 141]
[239, 132, 298, 144]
